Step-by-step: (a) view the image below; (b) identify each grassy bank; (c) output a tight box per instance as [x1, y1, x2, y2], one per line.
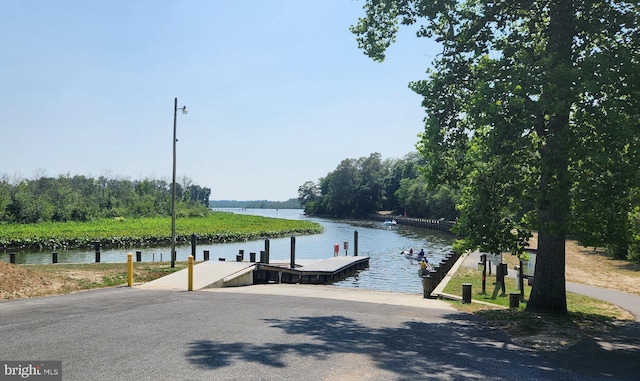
[0, 212, 323, 250]
[443, 265, 634, 350]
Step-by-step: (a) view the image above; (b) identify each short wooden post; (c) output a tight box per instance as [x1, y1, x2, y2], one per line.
[264, 239, 270, 264]
[290, 236, 296, 269]
[250, 252, 256, 262]
[94, 242, 101, 263]
[9, 253, 16, 264]
[238, 249, 244, 260]
[191, 233, 197, 260]
[136, 250, 142, 262]
[127, 253, 133, 287]
[480, 254, 487, 294]
[52, 252, 58, 264]
[354, 230, 358, 257]
[203, 250, 210, 261]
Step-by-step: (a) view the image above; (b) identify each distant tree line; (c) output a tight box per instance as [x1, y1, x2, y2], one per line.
[297, 152, 458, 220]
[209, 199, 301, 209]
[0, 173, 211, 224]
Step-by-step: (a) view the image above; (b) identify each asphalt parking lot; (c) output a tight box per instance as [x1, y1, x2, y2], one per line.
[2, 285, 638, 380]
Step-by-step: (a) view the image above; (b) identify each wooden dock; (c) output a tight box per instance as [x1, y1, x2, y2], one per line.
[253, 256, 370, 285]
[138, 256, 369, 291]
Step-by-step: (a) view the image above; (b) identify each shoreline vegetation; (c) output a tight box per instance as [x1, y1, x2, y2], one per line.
[1, 213, 639, 352]
[0, 211, 323, 251]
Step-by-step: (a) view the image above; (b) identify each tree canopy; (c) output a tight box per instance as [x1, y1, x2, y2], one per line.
[0, 173, 211, 224]
[298, 152, 459, 219]
[352, 0, 640, 313]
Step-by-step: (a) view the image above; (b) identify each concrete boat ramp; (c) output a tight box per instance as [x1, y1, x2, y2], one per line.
[137, 256, 369, 291]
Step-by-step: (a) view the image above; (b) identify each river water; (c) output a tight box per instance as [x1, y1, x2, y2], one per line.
[1, 209, 456, 294]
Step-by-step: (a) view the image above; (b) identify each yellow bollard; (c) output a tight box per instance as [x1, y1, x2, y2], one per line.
[127, 253, 133, 287]
[188, 255, 194, 291]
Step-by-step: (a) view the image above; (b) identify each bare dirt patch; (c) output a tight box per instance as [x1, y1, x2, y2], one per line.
[565, 240, 640, 295]
[521, 233, 640, 295]
[0, 261, 187, 300]
[0, 261, 76, 299]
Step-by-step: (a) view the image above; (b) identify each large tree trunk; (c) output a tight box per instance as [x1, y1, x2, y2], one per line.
[528, 226, 568, 313]
[525, 0, 574, 314]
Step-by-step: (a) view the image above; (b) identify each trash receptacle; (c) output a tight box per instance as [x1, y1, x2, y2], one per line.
[462, 283, 472, 304]
[509, 292, 520, 308]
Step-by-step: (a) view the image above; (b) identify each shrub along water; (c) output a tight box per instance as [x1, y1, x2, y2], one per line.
[0, 212, 323, 250]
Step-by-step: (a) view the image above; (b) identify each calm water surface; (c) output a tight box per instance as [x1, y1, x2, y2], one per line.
[1, 209, 456, 294]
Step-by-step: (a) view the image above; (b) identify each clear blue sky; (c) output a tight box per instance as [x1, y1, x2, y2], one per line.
[1, 0, 440, 201]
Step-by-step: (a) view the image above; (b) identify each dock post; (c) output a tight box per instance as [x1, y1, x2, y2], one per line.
[191, 233, 197, 260]
[290, 236, 296, 269]
[94, 242, 101, 263]
[354, 230, 358, 256]
[203, 250, 210, 261]
[136, 250, 142, 262]
[250, 252, 256, 262]
[260, 250, 265, 263]
[9, 253, 16, 264]
[188, 255, 194, 291]
[127, 253, 133, 287]
[238, 250, 244, 260]
[264, 239, 270, 264]
[52, 252, 58, 264]
[428, 270, 438, 293]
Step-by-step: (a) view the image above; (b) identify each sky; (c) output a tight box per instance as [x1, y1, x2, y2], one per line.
[1, 0, 441, 201]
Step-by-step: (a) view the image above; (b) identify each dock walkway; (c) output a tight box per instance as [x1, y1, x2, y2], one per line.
[137, 256, 369, 291]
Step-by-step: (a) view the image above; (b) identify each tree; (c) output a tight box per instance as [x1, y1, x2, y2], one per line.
[298, 181, 321, 210]
[352, 1, 639, 313]
[0, 173, 212, 222]
[320, 158, 358, 216]
[353, 153, 385, 216]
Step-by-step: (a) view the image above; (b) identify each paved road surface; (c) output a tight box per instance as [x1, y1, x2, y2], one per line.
[1, 284, 638, 380]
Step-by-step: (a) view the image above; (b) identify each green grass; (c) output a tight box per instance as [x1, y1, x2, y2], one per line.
[0, 212, 323, 250]
[443, 266, 529, 309]
[442, 265, 633, 349]
[443, 266, 630, 318]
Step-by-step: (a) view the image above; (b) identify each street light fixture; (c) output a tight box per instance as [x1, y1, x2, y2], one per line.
[171, 97, 187, 268]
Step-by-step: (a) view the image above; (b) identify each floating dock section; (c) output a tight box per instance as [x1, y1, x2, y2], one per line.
[253, 256, 370, 285]
[138, 256, 369, 291]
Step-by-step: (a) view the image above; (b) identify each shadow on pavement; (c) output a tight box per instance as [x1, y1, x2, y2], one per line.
[184, 312, 608, 380]
[544, 322, 640, 380]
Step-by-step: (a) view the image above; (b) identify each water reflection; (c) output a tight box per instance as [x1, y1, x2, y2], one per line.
[0, 209, 455, 294]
